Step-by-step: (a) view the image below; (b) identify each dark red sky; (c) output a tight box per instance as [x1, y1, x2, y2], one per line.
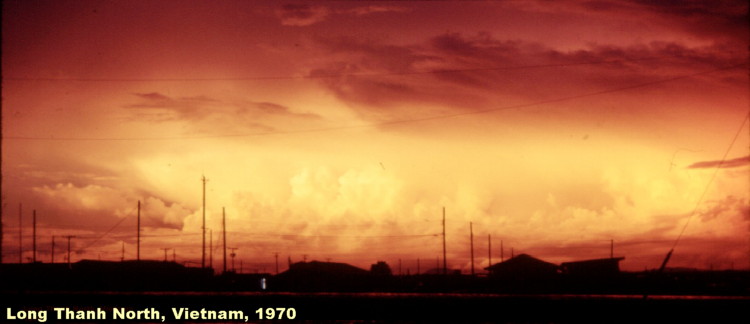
[2, 0, 748, 272]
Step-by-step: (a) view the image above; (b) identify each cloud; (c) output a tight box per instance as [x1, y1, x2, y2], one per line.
[135, 92, 170, 101]
[346, 5, 409, 16]
[275, 3, 409, 27]
[629, 0, 748, 42]
[240, 101, 320, 120]
[543, 0, 748, 44]
[124, 92, 321, 134]
[276, 4, 330, 26]
[697, 195, 749, 225]
[141, 196, 192, 230]
[127, 93, 221, 122]
[308, 32, 745, 121]
[29, 182, 191, 231]
[688, 155, 750, 169]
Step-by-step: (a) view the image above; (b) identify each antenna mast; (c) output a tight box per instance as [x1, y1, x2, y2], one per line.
[32, 210, 37, 263]
[442, 207, 447, 274]
[470, 222, 474, 276]
[51, 236, 55, 263]
[223, 207, 227, 274]
[488, 234, 491, 269]
[63, 235, 75, 268]
[201, 175, 208, 269]
[137, 200, 141, 261]
[18, 204, 22, 263]
[209, 229, 213, 269]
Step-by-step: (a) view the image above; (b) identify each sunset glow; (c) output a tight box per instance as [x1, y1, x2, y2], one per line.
[2, 0, 748, 273]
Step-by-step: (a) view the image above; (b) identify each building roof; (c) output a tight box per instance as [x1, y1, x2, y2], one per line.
[485, 254, 558, 273]
[282, 260, 369, 277]
[560, 257, 624, 267]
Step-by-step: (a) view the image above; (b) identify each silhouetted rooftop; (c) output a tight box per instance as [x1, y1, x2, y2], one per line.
[282, 260, 369, 276]
[485, 254, 559, 276]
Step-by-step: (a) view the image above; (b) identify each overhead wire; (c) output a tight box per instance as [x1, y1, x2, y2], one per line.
[4, 63, 745, 141]
[78, 205, 136, 251]
[3, 55, 670, 82]
[671, 111, 750, 251]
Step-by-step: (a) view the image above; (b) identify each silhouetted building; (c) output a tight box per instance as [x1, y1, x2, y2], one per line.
[0, 260, 213, 291]
[560, 257, 625, 277]
[283, 260, 370, 276]
[485, 254, 559, 278]
[270, 260, 371, 291]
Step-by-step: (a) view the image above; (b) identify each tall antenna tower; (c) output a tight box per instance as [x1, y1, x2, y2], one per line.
[274, 252, 279, 274]
[488, 234, 492, 269]
[32, 210, 37, 263]
[209, 229, 213, 269]
[51, 236, 56, 263]
[442, 207, 447, 275]
[18, 204, 22, 263]
[228, 247, 238, 272]
[201, 175, 208, 269]
[137, 200, 141, 261]
[470, 222, 474, 276]
[223, 207, 227, 274]
[63, 235, 75, 268]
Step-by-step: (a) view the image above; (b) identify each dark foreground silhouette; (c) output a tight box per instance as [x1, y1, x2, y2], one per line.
[2, 258, 748, 322]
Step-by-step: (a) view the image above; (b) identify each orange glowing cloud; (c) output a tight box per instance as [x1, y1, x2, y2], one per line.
[2, 0, 748, 272]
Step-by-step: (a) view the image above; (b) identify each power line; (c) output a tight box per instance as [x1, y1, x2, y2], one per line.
[79, 205, 136, 251]
[659, 111, 749, 271]
[108, 231, 439, 239]
[249, 233, 440, 238]
[2, 56, 671, 82]
[672, 112, 750, 249]
[4, 63, 744, 142]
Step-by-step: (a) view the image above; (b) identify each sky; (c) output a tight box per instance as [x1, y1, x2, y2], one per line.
[2, 0, 748, 273]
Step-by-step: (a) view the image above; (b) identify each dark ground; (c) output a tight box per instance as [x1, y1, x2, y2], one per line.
[2, 291, 749, 323]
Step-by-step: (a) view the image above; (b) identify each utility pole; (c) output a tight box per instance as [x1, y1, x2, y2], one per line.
[201, 175, 208, 269]
[32, 210, 37, 263]
[161, 248, 170, 262]
[442, 207, 447, 275]
[51, 236, 55, 263]
[488, 234, 492, 268]
[173, 248, 176, 262]
[18, 204, 22, 263]
[470, 222, 475, 276]
[228, 247, 238, 272]
[63, 235, 75, 268]
[274, 252, 279, 274]
[223, 207, 227, 274]
[137, 200, 141, 261]
[209, 229, 213, 269]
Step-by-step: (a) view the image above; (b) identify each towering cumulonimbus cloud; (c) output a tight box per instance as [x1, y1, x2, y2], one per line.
[2, 0, 747, 270]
